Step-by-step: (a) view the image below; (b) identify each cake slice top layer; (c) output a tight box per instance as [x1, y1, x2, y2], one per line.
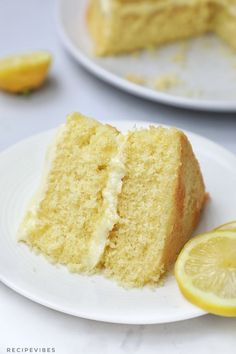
[18, 112, 126, 272]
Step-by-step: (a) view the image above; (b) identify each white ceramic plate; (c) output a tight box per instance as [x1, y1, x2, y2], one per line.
[56, 0, 236, 112]
[1, 120, 236, 324]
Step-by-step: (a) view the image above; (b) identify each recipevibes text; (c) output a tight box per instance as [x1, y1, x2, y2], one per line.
[5, 348, 56, 353]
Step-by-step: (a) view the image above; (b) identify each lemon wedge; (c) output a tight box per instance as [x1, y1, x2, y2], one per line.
[0, 51, 52, 93]
[215, 221, 236, 232]
[175, 230, 236, 316]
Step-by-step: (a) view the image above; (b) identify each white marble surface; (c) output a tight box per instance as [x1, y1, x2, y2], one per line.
[0, 0, 236, 353]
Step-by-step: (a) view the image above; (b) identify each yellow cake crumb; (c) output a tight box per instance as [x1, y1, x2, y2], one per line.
[125, 74, 146, 85]
[172, 42, 189, 66]
[154, 74, 181, 91]
[172, 52, 186, 65]
[131, 50, 141, 58]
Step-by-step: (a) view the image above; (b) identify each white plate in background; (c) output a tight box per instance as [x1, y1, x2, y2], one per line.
[57, 0, 236, 111]
[1, 120, 236, 324]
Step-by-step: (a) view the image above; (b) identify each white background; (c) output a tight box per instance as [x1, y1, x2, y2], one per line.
[0, 0, 236, 353]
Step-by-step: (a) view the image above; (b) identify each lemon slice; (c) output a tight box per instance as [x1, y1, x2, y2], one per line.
[175, 230, 236, 316]
[215, 221, 236, 232]
[0, 51, 52, 93]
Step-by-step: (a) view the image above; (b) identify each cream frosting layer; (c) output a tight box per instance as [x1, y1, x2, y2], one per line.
[17, 124, 66, 243]
[86, 133, 127, 269]
[100, 0, 236, 17]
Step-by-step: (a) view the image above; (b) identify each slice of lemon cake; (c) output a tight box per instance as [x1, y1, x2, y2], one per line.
[18, 114, 206, 287]
[18, 113, 126, 272]
[102, 127, 205, 287]
[87, 0, 236, 56]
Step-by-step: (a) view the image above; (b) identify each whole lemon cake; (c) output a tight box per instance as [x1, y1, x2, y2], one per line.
[18, 113, 206, 287]
[87, 0, 236, 56]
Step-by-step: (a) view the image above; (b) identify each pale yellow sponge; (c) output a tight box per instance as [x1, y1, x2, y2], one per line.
[102, 127, 206, 287]
[18, 113, 126, 272]
[87, 0, 236, 56]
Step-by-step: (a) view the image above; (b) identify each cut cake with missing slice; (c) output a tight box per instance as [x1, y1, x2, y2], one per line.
[87, 0, 236, 56]
[18, 112, 126, 272]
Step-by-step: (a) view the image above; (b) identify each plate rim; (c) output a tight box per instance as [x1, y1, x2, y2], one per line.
[56, 0, 236, 112]
[0, 272, 205, 325]
[1, 122, 236, 324]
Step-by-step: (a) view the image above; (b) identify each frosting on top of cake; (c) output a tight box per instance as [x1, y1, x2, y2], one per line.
[100, 0, 111, 13]
[100, 0, 236, 16]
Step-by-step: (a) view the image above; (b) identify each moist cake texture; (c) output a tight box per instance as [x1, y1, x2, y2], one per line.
[102, 127, 205, 286]
[18, 113, 206, 287]
[87, 0, 236, 55]
[18, 113, 125, 272]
